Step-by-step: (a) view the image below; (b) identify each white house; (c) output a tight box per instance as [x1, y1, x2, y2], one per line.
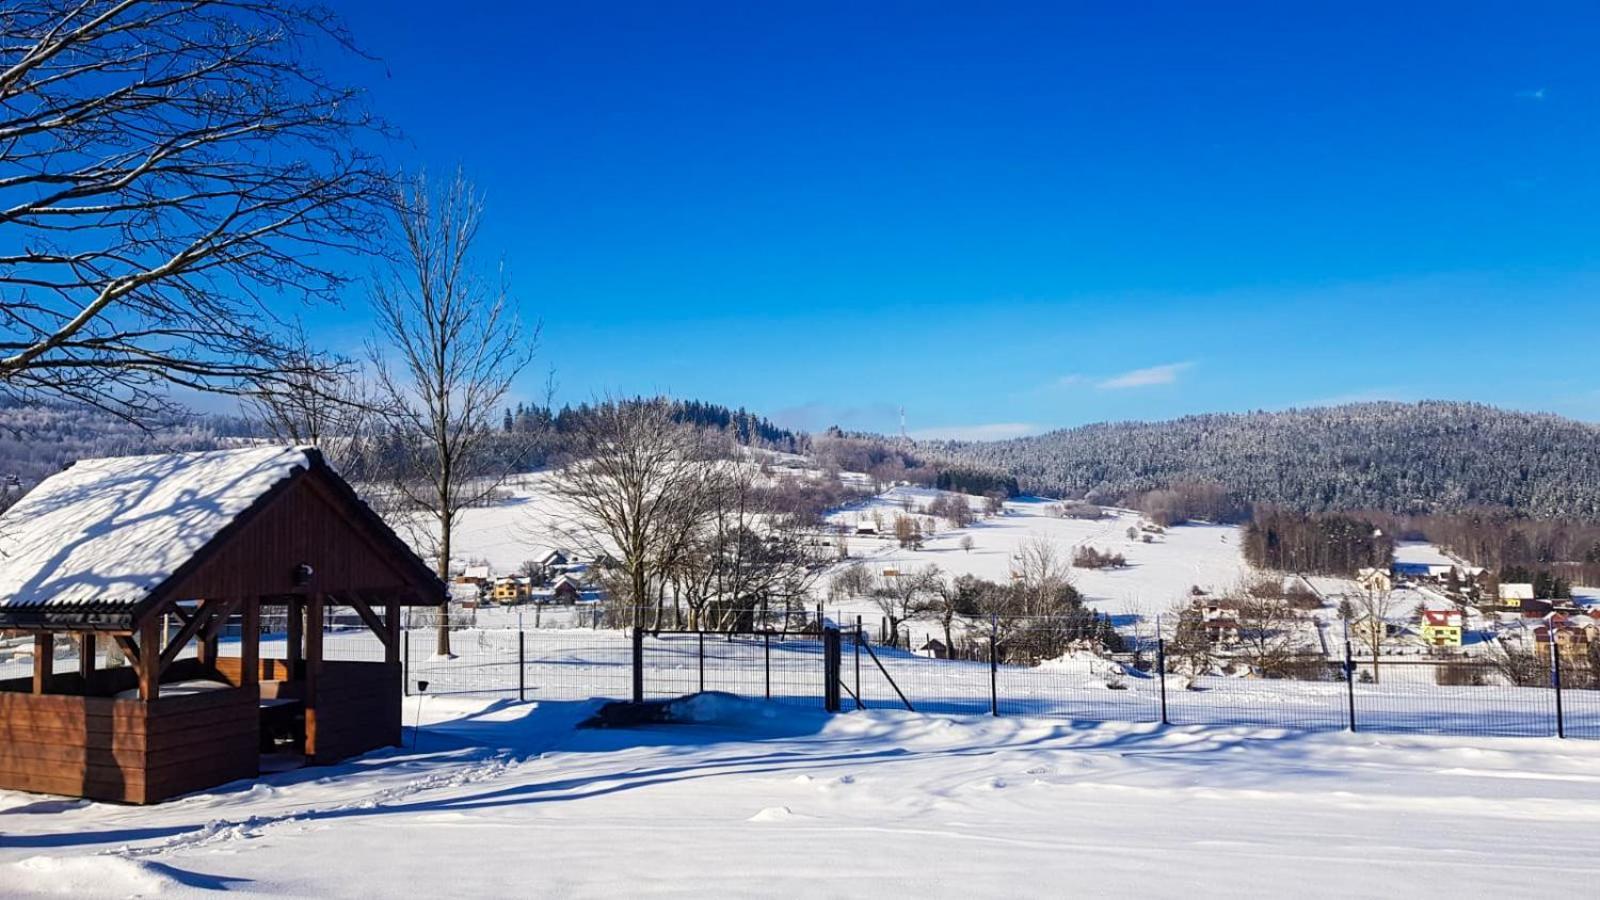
[1499, 583, 1536, 607]
[1356, 568, 1393, 593]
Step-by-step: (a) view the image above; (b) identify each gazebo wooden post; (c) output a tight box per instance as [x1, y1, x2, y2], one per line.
[31, 633, 52, 694]
[240, 598, 260, 686]
[79, 633, 96, 680]
[385, 598, 401, 665]
[137, 614, 162, 701]
[304, 593, 325, 758]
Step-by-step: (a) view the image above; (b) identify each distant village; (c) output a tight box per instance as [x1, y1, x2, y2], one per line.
[1184, 549, 1597, 677]
[448, 549, 609, 609]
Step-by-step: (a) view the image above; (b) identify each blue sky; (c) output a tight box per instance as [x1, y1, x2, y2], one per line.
[311, 2, 1600, 438]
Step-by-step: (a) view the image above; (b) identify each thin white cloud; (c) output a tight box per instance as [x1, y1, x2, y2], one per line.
[1515, 87, 1547, 101]
[1097, 362, 1193, 390]
[908, 422, 1041, 442]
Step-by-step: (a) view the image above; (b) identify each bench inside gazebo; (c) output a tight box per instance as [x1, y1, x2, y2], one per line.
[0, 447, 444, 804]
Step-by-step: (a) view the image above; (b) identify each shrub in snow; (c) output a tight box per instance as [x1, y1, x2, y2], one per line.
[1072, 546, 1127, 569]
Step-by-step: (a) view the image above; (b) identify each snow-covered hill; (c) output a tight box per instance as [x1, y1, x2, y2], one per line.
[821, 486, 1247, 625]
[433, 474, 1249, 640]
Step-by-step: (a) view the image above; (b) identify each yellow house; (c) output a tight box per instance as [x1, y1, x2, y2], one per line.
[1419, 609, 1463, 647]
[492, 576, 530, 604]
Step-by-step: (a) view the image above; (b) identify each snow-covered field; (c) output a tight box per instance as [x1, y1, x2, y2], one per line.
[407, 474, 1251, 630]
[7, 694, 1600, 898]
[11, 466, 1600, 896]
[826, 489, 1248, 625]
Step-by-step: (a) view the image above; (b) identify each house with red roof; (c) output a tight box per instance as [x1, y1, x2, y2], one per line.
[1419, 609, 1464, 647]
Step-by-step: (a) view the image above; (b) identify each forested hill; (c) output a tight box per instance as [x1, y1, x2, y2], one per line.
[0, 397, 805, 499]
[921, 402, 1600, 519]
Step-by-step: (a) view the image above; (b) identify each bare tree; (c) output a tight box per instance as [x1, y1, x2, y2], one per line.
[246, 322, 384, 482]
[369, 171, 538, 657]
[1232, 595, 1307, 677]
[893, 514, 923, 549]
[932, 573, 989, 654]
[552, 398, 720, 629]
[518, 559, 543, 584]
[1011, 536, 1072, 615]
[1349, 585, 1401, 683]
[871, 565, 940, 648]
[668, 458, 828, 632]
[0, 1, 389, 418]
[828, 562, 874, 603]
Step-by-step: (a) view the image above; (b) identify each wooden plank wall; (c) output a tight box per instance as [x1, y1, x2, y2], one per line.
[167, 472, 419, 601]
[0, 685, 258, 804]
[0, 657, 399, 803]
[310, 661, 402, 765]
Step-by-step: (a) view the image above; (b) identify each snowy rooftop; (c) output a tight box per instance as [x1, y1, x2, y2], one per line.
[0, 446, 312, 610]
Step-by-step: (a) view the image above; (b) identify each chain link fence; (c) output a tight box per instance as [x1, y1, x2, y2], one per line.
[9, 604, 1593, 741]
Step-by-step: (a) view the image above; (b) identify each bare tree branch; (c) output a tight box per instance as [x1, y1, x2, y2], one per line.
[0, 0, 391, 420]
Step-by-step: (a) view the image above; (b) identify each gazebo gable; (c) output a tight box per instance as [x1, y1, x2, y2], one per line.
[135, 457, 444, 622]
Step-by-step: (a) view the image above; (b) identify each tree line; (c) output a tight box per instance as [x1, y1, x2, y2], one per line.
[828, 537, 1125, 663]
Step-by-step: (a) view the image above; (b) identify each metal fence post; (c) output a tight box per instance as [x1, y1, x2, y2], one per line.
[698, 630, 705, 694]
[1157, 636, 1169, 725]
[631, 622, 644, 704]
[823, 625, 841, 713]
[988, 614, 999, 717]
[403, 629, 410, 697]
[854, 616, 863, 711]
[518, 629, 526, 702]
[764, 632, 771, 700]
[1344, 636, 1357, 732]
[1553, 637, 1565, 739]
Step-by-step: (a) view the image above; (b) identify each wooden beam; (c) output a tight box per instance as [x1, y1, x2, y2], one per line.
[78, 633, 95, 679]
[200, 597, 239, 640]
[196, 598, 238, 667]
[158, 601, 215, 671]
[114, 635, 141, 667]
[137, 616, 161, 701]
[385, 598, 401, 665]
[347, 593, 393, 651]
[304, 593, 325, 758]
[169, 603, 195, 628]
[32, 633, 52, 694]
[240, 599, 260, 687]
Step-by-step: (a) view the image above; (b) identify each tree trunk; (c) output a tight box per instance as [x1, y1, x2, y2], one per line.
[632, 569, 648, 629]
[435, 512, 453, 658]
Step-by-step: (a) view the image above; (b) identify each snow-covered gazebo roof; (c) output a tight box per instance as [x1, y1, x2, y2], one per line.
[0, 445, 441, 629]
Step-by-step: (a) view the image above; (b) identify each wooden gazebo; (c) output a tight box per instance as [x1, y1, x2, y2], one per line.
[0, 446, 443, 804]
